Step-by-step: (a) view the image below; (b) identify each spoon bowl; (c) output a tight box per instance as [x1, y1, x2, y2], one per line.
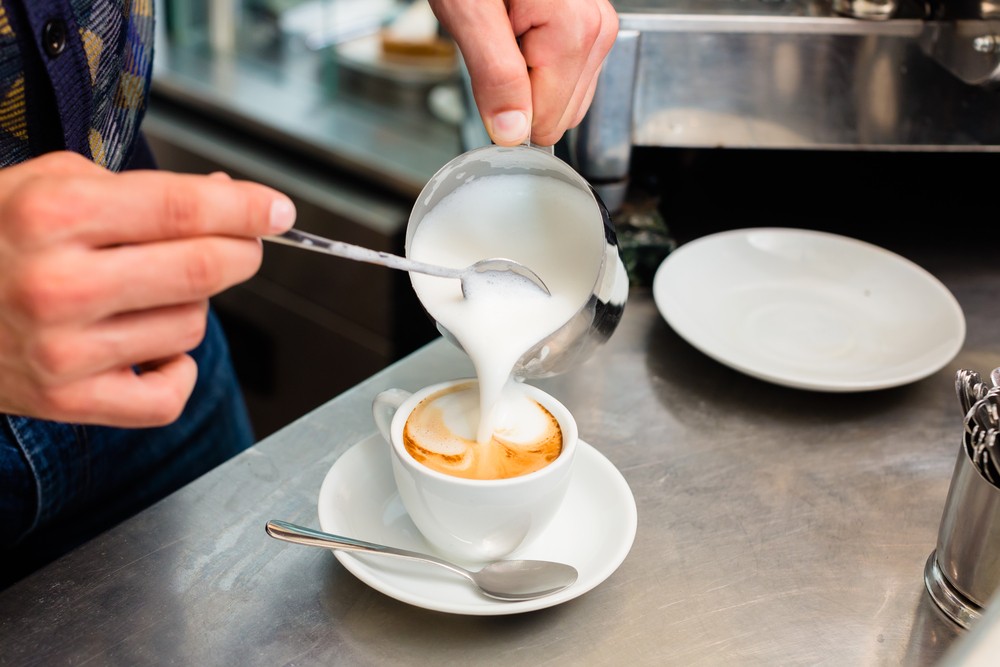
[265, 519, 577, 601]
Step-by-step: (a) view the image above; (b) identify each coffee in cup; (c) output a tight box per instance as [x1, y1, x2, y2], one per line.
[373, 379, 577, 562]
[402, 380, 562, 480]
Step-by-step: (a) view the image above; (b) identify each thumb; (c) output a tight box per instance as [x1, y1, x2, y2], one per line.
[433, 1, 532, 146]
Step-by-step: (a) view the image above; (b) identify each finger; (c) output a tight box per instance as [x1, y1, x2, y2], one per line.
[515, 8, 600, 143]
[92, 236, 261, 320]
[25, 302, 209, 384]
[516, 1, 617, 145]
[0, 151, 105, 200]
[16, 237, 262, 325]
[41, 354, 199, 427]
[569, 62, 603, 129]
[0, 154, 109, 246]
[12, 170, 296, 250]
[93, 170, 295, 244]
[561, 5, 618, 132]
[431, 0, 533, 146]
[559, 17, 615, 132]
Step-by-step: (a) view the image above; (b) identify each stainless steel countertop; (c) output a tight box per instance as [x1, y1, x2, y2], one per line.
[1, 238, 997, 665]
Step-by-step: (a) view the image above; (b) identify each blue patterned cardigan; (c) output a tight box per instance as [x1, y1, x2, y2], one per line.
[0, 0, 153, 171]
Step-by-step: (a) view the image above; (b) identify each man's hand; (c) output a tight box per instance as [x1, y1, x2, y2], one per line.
[0, 152, 296, 427]
[430, 0, 619, 146]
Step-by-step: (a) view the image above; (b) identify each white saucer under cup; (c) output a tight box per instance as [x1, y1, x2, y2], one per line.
[317, 434, 637, 615]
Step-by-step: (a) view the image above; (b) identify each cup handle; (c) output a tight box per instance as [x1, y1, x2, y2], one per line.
[372, 389, 411, 444]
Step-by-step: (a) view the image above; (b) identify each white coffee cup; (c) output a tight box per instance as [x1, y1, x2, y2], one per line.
[372, 379, 578, 563]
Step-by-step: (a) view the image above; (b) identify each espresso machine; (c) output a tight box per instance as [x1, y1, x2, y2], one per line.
[570, 0, 1000, 214]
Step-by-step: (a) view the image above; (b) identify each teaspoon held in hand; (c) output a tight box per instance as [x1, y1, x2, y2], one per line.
[265, 519, 577, 602]
[264, 228, 550, 298]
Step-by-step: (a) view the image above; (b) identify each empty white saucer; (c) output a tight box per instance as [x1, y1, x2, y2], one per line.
[653, 228, 966, 392]
[317, 434, 637, 615]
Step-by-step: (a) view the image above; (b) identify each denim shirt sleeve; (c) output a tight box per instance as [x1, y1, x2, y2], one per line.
[1, 418, 86, 540]
[0, 311, 254, 557]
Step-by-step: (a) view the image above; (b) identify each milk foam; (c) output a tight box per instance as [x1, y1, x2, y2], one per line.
[409, 172, 602, 443]
[404, 382, 562, 480]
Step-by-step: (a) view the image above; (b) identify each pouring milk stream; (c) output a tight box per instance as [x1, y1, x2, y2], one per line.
[407, 145, 621, 445]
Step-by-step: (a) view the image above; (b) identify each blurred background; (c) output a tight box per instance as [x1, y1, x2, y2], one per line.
[149, 0, 1000, 438]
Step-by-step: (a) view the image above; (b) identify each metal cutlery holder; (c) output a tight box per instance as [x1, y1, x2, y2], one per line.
[924, 373, 1000, 629]
[925, 446, 1000, 628]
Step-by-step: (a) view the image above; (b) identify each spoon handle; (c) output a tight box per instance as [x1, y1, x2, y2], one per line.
[264, 229, 463, 280]
[265, 520, 473, 580]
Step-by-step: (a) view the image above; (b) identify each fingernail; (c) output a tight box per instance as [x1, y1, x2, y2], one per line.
[208, 171, 231, 180]
[269, 197, 296, 233]
[490, 111, 530, 145]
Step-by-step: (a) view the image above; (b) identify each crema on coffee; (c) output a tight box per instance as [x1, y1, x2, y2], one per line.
[403, 382, 562, 480]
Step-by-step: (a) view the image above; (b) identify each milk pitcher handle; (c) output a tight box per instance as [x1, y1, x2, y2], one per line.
[523, 139, 555, 156]
[372, 389, 411, 444]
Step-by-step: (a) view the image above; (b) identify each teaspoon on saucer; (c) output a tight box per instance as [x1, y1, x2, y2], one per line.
[264, 228, 550, 298]
[265, 519, 577, 602]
